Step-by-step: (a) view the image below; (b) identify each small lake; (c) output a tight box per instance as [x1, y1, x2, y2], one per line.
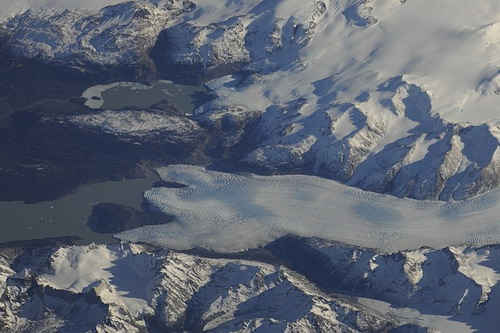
[82, 80, 208, 113]
[0, 170, 159, 245]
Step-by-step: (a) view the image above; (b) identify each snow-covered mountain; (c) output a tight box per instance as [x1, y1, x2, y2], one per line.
[1, 1, 500, 331]
[2, 0, 499, 200]
[0, 0, 194, 75]
[0, 243, 397, 332]
[267, 236, 500, 332]
[2, 239, 500, 332]
[0, 0, 128, 21]
[169, 0, 500, 201]
[67, 110, 203, 142]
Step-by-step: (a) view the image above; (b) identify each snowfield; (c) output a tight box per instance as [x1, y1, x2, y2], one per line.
[170, 0, 500, 200]
[38, 244, 154, 315]
[2, 0, 500, 331]
[117, 165, 500, 253]
[188, 0, 500, 123]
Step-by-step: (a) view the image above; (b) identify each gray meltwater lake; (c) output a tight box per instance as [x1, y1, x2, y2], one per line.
[84, 80, 207, 113]
[0, 170, 159, 245]
[0, 81, 207, 244]
[1, 80, 207, 245]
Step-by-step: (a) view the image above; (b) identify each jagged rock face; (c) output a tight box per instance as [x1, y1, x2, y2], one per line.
[3, 240, 500, 331]
[151, 252, 393, 332]
[168, 0, 500, 201]
[0, 0, 194, 75]
[162, 18, 252, 68]
[66, 110, 205, 144]
[0, 244, 397, 332]
[155, 1, 327, 70]
[0, 245, 153, 332]
[266, 237, 500, 323]
[340, 81, 500, 201]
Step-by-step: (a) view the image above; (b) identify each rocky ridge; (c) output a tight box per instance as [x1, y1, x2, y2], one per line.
[0, 0, 195, 77]
[0, 243, 397, 332]
[2, 238, 500, 331]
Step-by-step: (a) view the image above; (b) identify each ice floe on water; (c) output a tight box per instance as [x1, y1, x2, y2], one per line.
[116, 165, 500, 253]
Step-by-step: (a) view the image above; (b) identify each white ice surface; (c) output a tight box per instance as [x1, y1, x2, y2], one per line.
[38, 245, 153, 314]
[366, 0, 500, 123]
[357, 297, 472, 333]
[116, 165, 500, 253]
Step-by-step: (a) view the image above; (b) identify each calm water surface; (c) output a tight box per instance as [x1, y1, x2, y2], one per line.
[0, 167, 159, 245]
[100, 81, 207, 113]
[1, 81, 205, 245]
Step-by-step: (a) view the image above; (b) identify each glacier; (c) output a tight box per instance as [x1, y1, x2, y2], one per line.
[117, 165, 500, 253]
[1, 0, 500, 331]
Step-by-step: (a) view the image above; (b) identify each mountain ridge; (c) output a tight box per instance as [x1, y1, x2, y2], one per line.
[3, 0, 498, 200]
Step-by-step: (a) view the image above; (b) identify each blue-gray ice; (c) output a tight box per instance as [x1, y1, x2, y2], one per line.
[116, 165, 500, 253]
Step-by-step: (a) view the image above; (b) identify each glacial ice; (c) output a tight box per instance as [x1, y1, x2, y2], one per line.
[117, 165, 500, 253]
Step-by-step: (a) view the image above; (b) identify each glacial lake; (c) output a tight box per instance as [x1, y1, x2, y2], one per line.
[0, 170, 159, 245]
[82, 80, 208, 113]
[0, 80, 208, 245]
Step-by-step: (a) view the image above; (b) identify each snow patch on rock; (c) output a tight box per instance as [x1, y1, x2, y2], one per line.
[68, 110, 202, 140]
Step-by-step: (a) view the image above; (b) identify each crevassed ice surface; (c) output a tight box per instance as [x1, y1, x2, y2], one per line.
[116, 165, 500, 253]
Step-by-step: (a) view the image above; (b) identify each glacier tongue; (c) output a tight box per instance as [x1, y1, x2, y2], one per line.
[1, 1, 500, 331]
[116, 164, 500, 253]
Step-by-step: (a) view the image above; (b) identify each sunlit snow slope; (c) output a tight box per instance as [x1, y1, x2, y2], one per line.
[189, 0, 500, 123]
[2, 0, 499, 200]
[168, 0, 500, 200]
[117, 165, 500, 252]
